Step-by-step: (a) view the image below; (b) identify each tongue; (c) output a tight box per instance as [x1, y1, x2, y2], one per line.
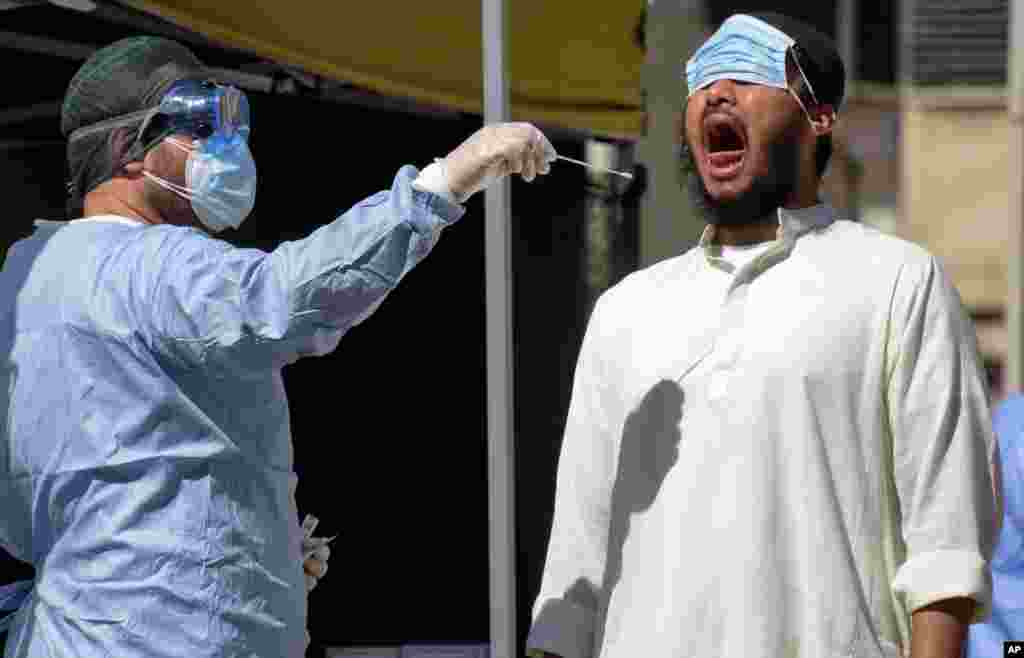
[709, 150, 744, 167]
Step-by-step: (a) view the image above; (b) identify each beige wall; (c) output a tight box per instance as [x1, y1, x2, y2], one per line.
[899, 102, 1010, 311]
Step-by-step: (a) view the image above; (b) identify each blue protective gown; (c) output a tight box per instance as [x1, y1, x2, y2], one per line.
[0, 167, 463, 657]
[968, 393, 1024, 655]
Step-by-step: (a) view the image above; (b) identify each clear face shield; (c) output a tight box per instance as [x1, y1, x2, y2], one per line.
[137, 78, 251, 150]
[67, 77, 253, 165]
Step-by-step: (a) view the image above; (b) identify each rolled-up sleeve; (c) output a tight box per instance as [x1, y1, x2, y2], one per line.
[527, 294, 618, 658]
[137, 165, 463, 373]
[886, 255, 1000, 623]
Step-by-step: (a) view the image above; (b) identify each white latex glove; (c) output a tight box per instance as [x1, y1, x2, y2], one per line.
[301, 514, 334, 592]
[441, 122, 556, 202]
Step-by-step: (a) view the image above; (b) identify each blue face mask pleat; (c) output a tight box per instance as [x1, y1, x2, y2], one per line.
[685, 14, 795, 96]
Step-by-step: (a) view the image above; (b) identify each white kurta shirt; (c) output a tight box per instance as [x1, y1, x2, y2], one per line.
[527, 205, 998, 658]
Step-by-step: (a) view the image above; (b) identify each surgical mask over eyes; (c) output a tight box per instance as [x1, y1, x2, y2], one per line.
[685, 15, 831, 126]
[685, 14, 795, 95]
[144, 135, 258, 233]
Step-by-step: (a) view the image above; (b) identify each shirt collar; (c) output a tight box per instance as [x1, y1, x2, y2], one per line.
[776, 203, 836, 239]
[700, 203, 835, 253]
[699, 203, 836, 279]
[71, 215, 142, 226]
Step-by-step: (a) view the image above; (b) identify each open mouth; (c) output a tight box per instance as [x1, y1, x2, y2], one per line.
[703, 114, 747, 180]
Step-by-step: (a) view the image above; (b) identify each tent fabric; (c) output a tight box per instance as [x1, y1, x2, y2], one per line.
[123, 1, 646, 139]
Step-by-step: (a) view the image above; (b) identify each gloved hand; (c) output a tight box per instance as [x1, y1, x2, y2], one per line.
[303, 538, 330, 592]
[301, 514, 334, 593]
[441, 122, 556, 202]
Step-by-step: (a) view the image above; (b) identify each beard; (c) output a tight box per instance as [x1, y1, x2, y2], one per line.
[679, 124, 801, 228]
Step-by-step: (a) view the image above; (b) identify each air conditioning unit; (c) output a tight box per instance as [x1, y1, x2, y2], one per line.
[903, 0, 1009, 85]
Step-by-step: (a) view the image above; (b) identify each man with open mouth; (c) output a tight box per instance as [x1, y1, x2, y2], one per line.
[527, 12, 998, 658]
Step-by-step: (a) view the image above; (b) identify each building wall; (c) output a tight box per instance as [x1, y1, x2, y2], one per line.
[899, 101, 1010, 312]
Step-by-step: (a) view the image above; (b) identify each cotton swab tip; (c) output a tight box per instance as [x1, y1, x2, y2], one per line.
[556, 154, 633, 180]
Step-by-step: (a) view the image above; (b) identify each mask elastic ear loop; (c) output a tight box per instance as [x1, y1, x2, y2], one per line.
[143, 170, 195, 202]
[130, 134, 195, 204]
[163, 137, 194, 154]
[142, 136, 196, 201]
[786, 46, 838, 127]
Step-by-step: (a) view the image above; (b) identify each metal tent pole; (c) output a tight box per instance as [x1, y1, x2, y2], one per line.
[1008, 0, 1024, 393]
[482, 0, 516, 657]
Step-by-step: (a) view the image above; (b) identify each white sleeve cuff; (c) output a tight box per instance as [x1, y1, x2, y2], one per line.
[526, 597, 596, 658]
[892, 548, 992, 623]
[411, 161, 460, 205]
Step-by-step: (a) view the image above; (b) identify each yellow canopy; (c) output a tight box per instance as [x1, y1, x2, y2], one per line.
[123, 1, 645, 139]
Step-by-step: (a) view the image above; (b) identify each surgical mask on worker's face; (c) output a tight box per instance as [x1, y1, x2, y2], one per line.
[144, 135, 257, 232]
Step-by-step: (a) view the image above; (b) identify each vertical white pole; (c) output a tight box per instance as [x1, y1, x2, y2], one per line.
[1008, 0, 1024, 393]
[482, 0, 516, 657]
[836, 0, 858, 97]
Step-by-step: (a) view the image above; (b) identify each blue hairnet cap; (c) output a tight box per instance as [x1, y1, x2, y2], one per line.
[62, 36, 207, 216]
[61, 36, 206, 137]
